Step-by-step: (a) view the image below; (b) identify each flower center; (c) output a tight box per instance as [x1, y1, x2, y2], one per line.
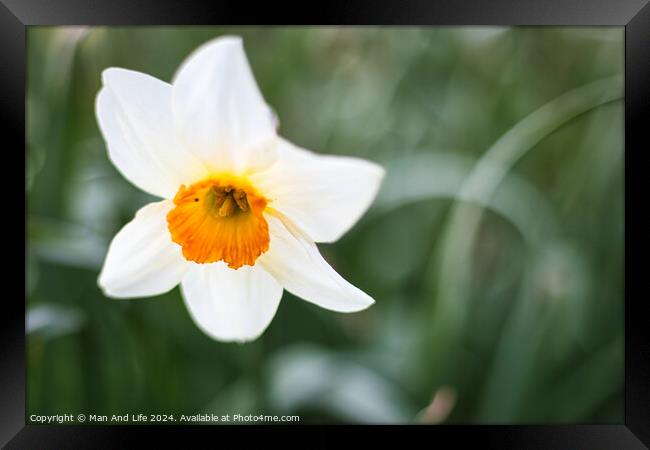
[167, 176, 270, 269]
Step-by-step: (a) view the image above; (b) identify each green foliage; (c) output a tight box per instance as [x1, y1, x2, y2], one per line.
[26, 26, 623, 423]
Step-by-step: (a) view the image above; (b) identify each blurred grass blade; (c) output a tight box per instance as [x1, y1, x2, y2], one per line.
[28, 216, 108, 269]
[373, 152, 559, 247]
[423, 75, 623, 379]
[267, 345, 415, 423]
[27, 303, 85, 339]
[458, 76, 623, 202]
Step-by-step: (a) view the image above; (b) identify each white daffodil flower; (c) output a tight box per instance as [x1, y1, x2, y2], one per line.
[96, 36, 385, 342]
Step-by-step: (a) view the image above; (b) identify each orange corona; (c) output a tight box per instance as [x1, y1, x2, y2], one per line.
[166, 176, 270, 269]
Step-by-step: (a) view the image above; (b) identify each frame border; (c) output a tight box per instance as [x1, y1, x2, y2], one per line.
[6, 0, 648, 446]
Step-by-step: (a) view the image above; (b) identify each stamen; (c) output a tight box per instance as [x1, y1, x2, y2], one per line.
[218, 196, 236, 217]
[233, 189, 249, 212]
[211, 186, 228, 208]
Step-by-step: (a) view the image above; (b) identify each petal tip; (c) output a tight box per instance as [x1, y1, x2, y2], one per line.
[363, 159, 387, 184]
[94, 86, 107, 118]
[348, 294, 376, 313]
[200, 34, 244, 51]
[96, 270, 128, 299]
[96, 276, 120, 299]
[101, 67, 127, 86]
[171, 34, 246, 85]
[187, 316, 272, 344]
[375, 163, 387, 181]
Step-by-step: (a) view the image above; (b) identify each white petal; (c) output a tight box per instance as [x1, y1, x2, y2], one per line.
[98, 200, 190, 298]
[250, 138, 385, 243]
[259, 214, 375, 313]
[96, 68, 209, 198]
[172, 35, 277, 174]
[180, 262, 283, 342]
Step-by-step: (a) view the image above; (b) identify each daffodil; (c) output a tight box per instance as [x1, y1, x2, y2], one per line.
[95, 36, 385, 342]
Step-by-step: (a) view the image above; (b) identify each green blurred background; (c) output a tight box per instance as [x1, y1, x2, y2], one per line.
[26, 26, 624, 424]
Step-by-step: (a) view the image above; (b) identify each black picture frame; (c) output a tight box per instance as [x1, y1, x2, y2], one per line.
[4, 0, 648, 446]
